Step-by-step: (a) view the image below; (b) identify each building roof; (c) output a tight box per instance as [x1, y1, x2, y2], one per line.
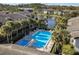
[6, 13, 27, 20]
[67, 16, 79, 38]
[0, 11, 31, 24]
[18, 11, 32, 16]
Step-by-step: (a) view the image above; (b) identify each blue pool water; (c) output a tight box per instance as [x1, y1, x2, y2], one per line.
[32, 41, 46, 48]
[16, 31, 52, 48]
[16, 39, 29, 46]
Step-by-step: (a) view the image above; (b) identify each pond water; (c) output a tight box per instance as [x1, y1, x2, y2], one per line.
[47, 17, 56, 29]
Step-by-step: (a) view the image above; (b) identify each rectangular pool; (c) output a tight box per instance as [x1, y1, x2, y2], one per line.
[16, 30, 52, 48]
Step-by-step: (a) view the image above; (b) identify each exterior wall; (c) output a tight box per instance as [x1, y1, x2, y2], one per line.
[70, 38, 75, 45]
[53, 11, 62, 15]
[54, 11, 57, 15]
[74, 39, 79, 52]
[71, 38, 79, 52]
[44, 10, 48, 14]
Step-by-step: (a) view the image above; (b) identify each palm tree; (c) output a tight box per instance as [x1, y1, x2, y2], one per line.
[4, 21, 16, 42]
[19, 19, 28, 26]
[0, 25, 11, 36]
[14, 21, 21, 29]
[52, 15, 71, 54]
[5, 21, 16, 30]
[60, 29, 71, 44]
[52, 42, 62, 54]
[0, 25, 12, 43]
[18, 19, 29, 35]
[13, 21, 21, 39]
[4, 21, 23, 43]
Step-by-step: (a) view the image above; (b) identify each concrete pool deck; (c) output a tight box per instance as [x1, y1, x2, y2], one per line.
[0, 44, 51, 55]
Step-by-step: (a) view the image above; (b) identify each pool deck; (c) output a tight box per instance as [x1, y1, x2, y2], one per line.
[0, 44, 51, 55]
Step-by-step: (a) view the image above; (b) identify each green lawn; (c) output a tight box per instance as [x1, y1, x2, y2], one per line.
[62, 44, 75, 55]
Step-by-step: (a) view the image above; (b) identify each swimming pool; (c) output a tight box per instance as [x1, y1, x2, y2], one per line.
[16, 30, 52, 48]
[16, 36, 31, 46]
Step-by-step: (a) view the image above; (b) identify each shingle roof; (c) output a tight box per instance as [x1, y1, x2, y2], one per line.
[0, 11, 31, 24]
[6, 13, 27, 20]
[67, 17, 79, 38]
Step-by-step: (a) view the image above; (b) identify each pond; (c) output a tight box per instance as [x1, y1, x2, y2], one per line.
[46, 17, 56, 29]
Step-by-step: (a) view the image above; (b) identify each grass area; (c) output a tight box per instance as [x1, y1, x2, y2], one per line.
[62, 44, 75, 55]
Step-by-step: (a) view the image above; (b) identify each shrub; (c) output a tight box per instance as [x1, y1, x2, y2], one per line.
[62, 44, 75, 55]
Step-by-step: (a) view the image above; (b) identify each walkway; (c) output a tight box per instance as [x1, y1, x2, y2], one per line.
[0, 44, 51, 55]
